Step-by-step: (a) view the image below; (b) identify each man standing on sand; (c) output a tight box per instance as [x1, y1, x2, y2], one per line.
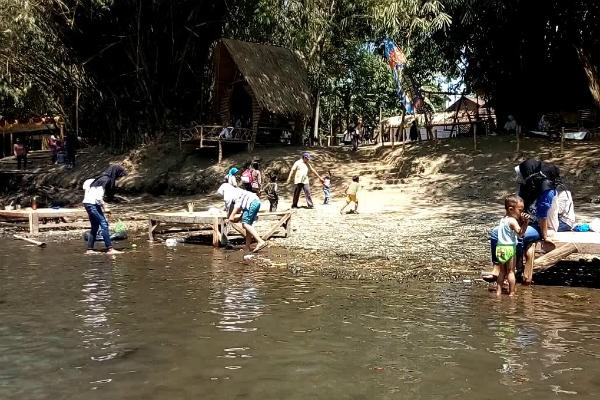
[287, 152, 323, 209]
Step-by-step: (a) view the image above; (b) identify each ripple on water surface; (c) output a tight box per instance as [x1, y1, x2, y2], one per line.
[0, 240, 599, 399]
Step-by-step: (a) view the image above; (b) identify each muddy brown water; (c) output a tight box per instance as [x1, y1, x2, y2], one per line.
[1, 239, 599, 399]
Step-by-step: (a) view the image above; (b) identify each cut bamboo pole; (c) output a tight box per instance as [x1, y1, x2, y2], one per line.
[13, 234, 46, 247]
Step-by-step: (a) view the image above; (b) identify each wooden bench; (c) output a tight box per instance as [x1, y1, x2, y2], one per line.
[147, 211, 228, 247]
[147, 210, 293, 247]
[525, 231, 600, 282]
[0, 208, 89, 234]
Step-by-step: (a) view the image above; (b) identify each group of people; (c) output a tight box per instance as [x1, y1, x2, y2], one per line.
[215, 152, 362, 253]
[49, 133, 77, 168]
[11, 133, 78, 170]
[82, 150, 365, 255]
[488, 159, 576, 296]
[342, 121, 365, 151]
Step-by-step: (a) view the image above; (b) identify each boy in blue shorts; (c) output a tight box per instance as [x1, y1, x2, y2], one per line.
[228, 189, 268, 253]
[495, 194, 529, 296]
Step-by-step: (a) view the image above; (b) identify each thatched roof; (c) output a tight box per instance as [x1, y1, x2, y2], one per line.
[214, 39, 312, 116]
[445, 95, 486, 113]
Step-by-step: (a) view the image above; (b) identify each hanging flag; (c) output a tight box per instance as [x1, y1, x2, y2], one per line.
[382, 38, 422, 114]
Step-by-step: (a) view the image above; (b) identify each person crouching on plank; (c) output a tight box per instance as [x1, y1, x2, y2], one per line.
[228, 189, 268, 253]
[83, 165, 127, 254]
[495, 194, 529, 296]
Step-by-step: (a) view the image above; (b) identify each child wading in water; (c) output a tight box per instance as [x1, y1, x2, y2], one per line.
[322, 173, 331, 204]
[340, 175, 360, 214]
[495, 194, 529, 296]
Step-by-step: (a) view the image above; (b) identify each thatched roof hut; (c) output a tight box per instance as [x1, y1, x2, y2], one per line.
[213, 39, 313, 146]
[445, 95, 486, 113]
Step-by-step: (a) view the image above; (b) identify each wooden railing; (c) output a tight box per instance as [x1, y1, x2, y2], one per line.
[178, 124, 254, 163]
[179, 124, 253, 147]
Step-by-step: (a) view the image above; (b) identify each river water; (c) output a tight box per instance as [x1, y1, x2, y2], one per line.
[1, 240, 599, 399]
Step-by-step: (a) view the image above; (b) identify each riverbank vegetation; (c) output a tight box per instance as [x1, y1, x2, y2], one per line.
[2, 1, 600, 149]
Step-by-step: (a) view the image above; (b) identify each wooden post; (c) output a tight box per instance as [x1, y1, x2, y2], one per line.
[212, 217, 220, 247]
[560, 126, 565, 154]
[285, 213, 292, 237]
[28, 211, 39, 234]
[218, 141, 223, 164]
[200, 125, 204, 148]
[148, 219, 156, 241]
[378, 106, 383, 145]
[400, 112, 406, 152]
[75, 87, 79, 137]
[473, 122, 477, 151]
[516, 125, 520, 153]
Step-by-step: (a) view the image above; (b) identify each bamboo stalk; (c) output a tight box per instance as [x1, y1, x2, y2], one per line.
[14, 234, 46, 247]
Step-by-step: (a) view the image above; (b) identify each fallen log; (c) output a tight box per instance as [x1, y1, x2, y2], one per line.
[13, 234, 46, 247]
[533, 242, 578, 271]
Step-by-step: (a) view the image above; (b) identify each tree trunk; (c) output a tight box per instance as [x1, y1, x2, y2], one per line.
[313, 89, 321, 145]
[576, 48, 600, 109]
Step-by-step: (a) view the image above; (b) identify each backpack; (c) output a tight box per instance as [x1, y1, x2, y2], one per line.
[241, 169, 253, 184]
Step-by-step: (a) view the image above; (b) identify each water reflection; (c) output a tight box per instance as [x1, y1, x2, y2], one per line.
[77, 262, 120, 363]
[208, 262, 265, 333]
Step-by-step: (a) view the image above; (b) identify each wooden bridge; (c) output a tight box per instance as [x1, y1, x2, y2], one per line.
[179, 124, 254, 163]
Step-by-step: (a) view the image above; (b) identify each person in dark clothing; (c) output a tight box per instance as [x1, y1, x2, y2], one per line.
[13, 138, 27, 169]
[64, 133, 78, 168]
[409, 120, 419, 141]
[486, 159, 564, 283]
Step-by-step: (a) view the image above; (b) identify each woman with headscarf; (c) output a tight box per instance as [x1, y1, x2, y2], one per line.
[486, 159, 574, 282]
[82, 165, 127, 254]
[224, 167, 239, 187]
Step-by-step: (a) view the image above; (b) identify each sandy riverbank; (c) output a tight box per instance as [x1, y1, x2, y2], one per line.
[2, 134, 599, 282]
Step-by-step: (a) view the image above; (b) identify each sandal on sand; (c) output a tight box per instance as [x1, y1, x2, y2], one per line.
[253, 242, 269, 253]
[481, 271, 498, 283]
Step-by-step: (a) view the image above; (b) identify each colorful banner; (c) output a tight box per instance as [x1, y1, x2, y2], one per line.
[382, 39, 422, 114]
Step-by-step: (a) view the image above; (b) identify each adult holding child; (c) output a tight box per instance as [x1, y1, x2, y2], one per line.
[486, 159, 575, 282]
[287, 151, 323, 209]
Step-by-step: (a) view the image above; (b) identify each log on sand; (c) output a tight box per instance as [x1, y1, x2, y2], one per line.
[13, 234, 46, 247]
[533, 242, 578, 271]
